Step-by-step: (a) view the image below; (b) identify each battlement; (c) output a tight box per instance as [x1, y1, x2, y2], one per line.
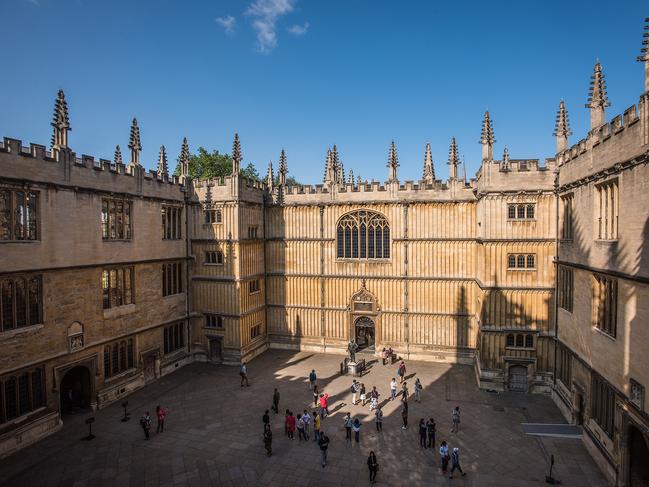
[475, 158, 556, 195]
[0, 137, 186, 201]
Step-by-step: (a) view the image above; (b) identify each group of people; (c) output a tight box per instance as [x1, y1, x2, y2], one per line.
[350, 379, 380, 410]
[139, 405, 167, 440]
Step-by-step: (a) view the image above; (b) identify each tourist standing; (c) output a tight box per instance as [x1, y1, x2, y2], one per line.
[367, 451, 379, 483]
[286, 411, 296, 440]
[439, 441, 450, 474]
[398, 361, 406, 383]
[263, 424, 272, 456]
[451, 406, 461, 433]
[381, 347, 387, 366]
[302, 409, 311, 440]
[297, 414, 307, 441]
[414, 378, 423, 402]
[262, 409, 270, 431]
[240, 362, 249, 387]
[401, 401, 408, 429]
[374, 406, 383, 431]
[156, 405, 167, 433]
[272, 388, 280, 413]
[419, 418, 427, 447]
[360, 383, 367, 406]
[309, 369, 317, 390]
[313, 385, 320, 407]
[313, 411, 321, 442]
[426, 417, 436, 448]
[352, 418, 361, 443]
[369, 386, 379, 410]
[401, 381, 409, 403]
[140, 411, 151, 440]
[319, 393, 330, 417]
[449, 447, 466, 478]
[318, 431, 330, 467]
[344, 412, 353, 440]
[351, 379, 358, 405]
[390, 378, 397, 401]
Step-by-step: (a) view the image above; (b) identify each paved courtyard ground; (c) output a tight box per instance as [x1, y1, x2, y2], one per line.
[0, 350, 607, 486]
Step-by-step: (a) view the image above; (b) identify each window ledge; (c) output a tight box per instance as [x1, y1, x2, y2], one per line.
[336, 259, 391, 263]
[594, 239, 618, 244]
[162, 349, 186, 362]
[204, 263, 224, 266]
[507, 268, 537, 271]
[505, 346, 535, 352]
[104, 368, 137, 384]
[162, 293, 185, 300]
[103, 303, 136, 319]
[506, 219, 537, 222]
[0, 240, 40, 244]
[102, 239, 133, 243]
[0, 323, 44, 340]
[593, 327, 617, 342]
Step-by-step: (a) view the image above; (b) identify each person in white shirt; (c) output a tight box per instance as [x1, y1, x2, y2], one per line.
[390, 378, 397, 401]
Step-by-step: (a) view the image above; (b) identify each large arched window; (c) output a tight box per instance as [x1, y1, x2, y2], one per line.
[337, 210, 390, 259]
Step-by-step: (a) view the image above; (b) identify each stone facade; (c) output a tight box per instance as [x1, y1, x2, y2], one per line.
[0, 18, 648, 486]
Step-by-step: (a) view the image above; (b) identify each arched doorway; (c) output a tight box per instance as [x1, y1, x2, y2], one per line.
[628, 425, 649, 486]
[59, 365, 92, 414]
[508, 365, 528, 392]
[355, 317, 375, 351]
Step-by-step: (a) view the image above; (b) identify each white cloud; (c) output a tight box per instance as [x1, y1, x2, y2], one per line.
[287, 22, 309, 36]
[215, 15, 236, 34]
[245, 0, 295, 52]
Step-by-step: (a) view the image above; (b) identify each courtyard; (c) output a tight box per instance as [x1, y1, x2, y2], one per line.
[0, 351, 606, 487]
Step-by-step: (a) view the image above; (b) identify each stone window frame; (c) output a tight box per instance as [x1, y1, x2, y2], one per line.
[0, 187, 39, 242]
[561, 193, 574, 240]
[204, 250, 224, 265]
[0, 274, 42, 333]
[592, 273, 617, 339]
[249, 279, 261, 294]
[250, 323, 262, 340]
[247, 226, 259, 239]
[591, 373, 616, 438]
[103, 338, 135, 379]
[101, 197, 132, 241]
[595, 178, 619, 241]
[506, 203, 536, 221]
[558, 266, 574, 312]
[205, 314, 224, 329]
[630, 379, 645, 411]
[163, 322, 185, 354]
[507, 253, 536, 270]
[161, 205, 182, 240]
[101, 267, 135, 310]
[336, 210, 391, 260]
[162, 261, 183, 297]
[505, 333, 535, 350]
[204, 208, 223, 225]
[0, 365, 46, 424]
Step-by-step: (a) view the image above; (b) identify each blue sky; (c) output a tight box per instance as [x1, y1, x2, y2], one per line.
[0, 0, 647, 183]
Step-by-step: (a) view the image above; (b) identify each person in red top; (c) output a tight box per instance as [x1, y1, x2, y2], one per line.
[319, 393, 330, 418]
[156, 405, 167, 433]
[286, 411, 296, 439]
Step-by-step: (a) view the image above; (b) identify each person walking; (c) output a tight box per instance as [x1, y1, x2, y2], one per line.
[313, 411, 321, 442]
[319, 393, 330, 418]
[240, 362, 249, 387]
[367, 451, 379, 483]
[449, 447, 466, 478]
[263, 424, 273, 456]
[390, 378, 397, 401]
[398, 361, 406, 383]
[344, 412, 353, 440]
[302, 409, 311, 440]
[352, 418, 361, 443]
[309, 369, 317, 390]
[381, 348, 387, 366]
[351, 379, 358, 405]
[262, 409, 270, 431]
[401, 381, 409, 403]
[318, 431, 330, 467]
[297, 414, 307, 441]
[401, 401, 408, 430]
[451, 406, 461, 433]
[272, 388, 280, 414]
[419, 418, 427, 448]
[360, 383, 367, 406]
[140, 411, 151, 440]
[439, 441, 450, 474]
[426, 417, 436, 448]
[374, 406, 383, 432]
[414, 378, 423, 402]
[369, 386, 379, 411]
[156, 405, 167, 433]
[284, 409, 290, 437]
[286, 411, 296, 440]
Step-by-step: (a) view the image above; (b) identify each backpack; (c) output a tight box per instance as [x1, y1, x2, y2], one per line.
[351, 383, 356, 393]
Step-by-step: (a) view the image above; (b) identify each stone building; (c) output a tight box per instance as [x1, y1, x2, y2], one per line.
[0, 18, 647, 486]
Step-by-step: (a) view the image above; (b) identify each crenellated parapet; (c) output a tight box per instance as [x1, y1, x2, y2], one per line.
[191, 174, 266, 205]
[0, 137, 186, 201]
[475, 157, 556, 196]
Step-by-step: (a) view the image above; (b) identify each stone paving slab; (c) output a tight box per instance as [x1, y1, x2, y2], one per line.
[0, 350, 607, 486]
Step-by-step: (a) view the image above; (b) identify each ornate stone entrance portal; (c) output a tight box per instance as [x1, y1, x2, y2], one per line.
[349, 280, 380, 353]
[355, 316, 375, 350]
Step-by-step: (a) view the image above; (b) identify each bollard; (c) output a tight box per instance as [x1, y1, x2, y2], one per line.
[121, 401, 130, 422]
[83, 417, 96, 441]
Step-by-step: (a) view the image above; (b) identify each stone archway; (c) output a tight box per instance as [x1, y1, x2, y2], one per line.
[354, 316, 375, 351]
[59, 365, 92, 415]
[349, 280, 381, 353]
[628, 425, 649, 486]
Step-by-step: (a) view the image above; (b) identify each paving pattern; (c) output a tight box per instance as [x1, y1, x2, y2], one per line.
[0, 350, 607, 486]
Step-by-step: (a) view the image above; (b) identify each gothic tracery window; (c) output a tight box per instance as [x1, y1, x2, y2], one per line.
[336, 210, 390, 260]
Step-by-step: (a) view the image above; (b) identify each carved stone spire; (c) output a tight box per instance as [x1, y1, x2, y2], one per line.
[113, 145, 123, 166]
[266, 160, 274, 191]
[51, 89, 71, 149]
[348, 169, 354, 185]
[387, 140, 399, 182]
[500, 147, 510, 171]
[586, 61, 610, 129]
[179, 137, 190, 181]
[157, 145, 168, 178]
[232, 133, 242, 174]
[553, 101, 572, 153]
[278, 148, 287, 186]
[422, 143, 435, 184]
[128, 118, 142, 166]
[323, 148, 333, 183]
[204, 183, 212, 207]
[331, 145, 342, 184]
[337, 150, 345, 185]
[638, 17, 649, 92]
[357, 175, 362, 187]
[480, 111, 495, 161]
[461, 156, 467, 183]
[447, 137, 459, 180]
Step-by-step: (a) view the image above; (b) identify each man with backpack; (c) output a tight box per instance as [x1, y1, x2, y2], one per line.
[139, 411, 151, 440]
[318, 430, 330, 467]
[309, 369, 317, 390]
[240, 362, 249, 387]
[351, 379, 358, 405]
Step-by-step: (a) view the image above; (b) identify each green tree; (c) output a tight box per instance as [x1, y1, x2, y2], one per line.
[173, 147, 232, 179]
[240, 162, 260, 181]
